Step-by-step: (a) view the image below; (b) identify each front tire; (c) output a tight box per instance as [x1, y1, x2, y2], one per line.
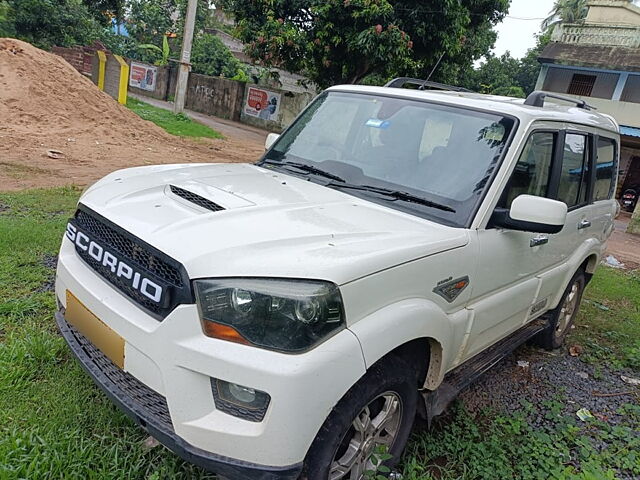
[534, 268, 586, 350]
[301, 355, 419, 480]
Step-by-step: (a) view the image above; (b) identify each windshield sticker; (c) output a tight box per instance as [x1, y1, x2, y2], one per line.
[365, 119, 390, 129]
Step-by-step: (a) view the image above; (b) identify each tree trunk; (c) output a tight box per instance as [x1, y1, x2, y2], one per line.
[346, 61, 371, 85]
[627, 197, 640, 235]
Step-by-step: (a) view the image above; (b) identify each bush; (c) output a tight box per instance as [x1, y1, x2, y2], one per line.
[99, 29, 140, 58]
[191, 33, 248, 80]
[490, 86, 526, 98]
[0, 0, 15, 37]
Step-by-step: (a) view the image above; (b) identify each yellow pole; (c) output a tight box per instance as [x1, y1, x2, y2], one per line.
[97, 50, 106, 91]
[113, 55, 129, 105]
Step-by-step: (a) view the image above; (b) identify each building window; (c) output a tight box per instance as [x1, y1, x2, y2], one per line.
[620, 75, 640, 104]
[567, 74, 596, 96]
[543, 68, 618, 99]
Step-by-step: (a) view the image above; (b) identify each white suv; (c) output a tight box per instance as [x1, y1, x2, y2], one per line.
[55, 81, 619, 480]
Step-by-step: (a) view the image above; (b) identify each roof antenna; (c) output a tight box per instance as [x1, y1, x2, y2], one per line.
[420, 36, 466, 91]
[420, 52, 445, 90]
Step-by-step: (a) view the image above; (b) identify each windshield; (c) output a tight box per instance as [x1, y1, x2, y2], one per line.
[261, 91, 516, 227]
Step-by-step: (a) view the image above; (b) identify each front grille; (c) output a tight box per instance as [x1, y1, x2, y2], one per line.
[76, 210, 183, 286]
[170, 185, 225, 212]
[73, 206, 193, 318]
[65, 318, 173, 431]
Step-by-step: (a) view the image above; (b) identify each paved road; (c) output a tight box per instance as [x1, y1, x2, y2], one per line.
[129, 93, 268, 147]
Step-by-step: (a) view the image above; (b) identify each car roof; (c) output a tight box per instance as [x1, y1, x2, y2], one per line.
[326, 85, 620, 135]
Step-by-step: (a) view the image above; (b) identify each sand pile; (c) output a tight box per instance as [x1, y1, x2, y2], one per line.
[0, 38, 262, 190]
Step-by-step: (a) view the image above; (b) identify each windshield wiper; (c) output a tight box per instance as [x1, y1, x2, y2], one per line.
[327, 182, 456, 213]
[262, 159, 346, 183]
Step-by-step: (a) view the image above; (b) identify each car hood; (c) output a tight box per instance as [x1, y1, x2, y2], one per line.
[79, 163, 469, 285]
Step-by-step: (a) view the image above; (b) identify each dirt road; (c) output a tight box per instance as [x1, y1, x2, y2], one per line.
[606, 212, 640, 268]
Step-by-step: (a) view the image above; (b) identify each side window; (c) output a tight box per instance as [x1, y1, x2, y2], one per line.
[594, 137, 617, 201]
[502, 132, 555, 208]
[557, 133, 590, 208]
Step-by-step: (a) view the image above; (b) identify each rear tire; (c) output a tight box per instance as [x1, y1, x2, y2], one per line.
[533, 268, 586, 350]
[301, 355, 419, 480]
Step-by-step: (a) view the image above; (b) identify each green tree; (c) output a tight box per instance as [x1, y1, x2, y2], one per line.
[458, 29, 551, 98]
[125, 0, 210, 58]
[126, 0, 179, 46]
[221, 0, 509, 89]
[191, 33, 248, 79]
[5, 0, 101, 49]
[83, 0, 126, 25]
[0, 0, 15, 37]
[490, 85, 525, 98]
[542, 0, 588, 30]
[463, 52, 522, 94]
[403, 0, 511, 86]
[515, 31, 551, 95]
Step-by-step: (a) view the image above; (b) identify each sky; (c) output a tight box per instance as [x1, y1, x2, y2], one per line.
[492, 0, 556, 59]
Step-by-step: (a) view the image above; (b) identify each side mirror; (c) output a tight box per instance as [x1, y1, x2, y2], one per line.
[491, 195, 567, 234]
[265, 133, 280, 151]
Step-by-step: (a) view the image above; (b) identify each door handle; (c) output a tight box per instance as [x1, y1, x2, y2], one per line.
[530, 235, 549, 247]
[577, 219, 591, 230]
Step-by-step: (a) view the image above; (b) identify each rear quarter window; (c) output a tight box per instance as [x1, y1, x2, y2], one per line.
[594, 137, 617, 201]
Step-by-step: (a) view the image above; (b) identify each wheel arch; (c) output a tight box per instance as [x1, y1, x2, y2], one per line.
[582, 253, 598, 274]
[348, 299, 457, 393]
[383, 336, 444, 390]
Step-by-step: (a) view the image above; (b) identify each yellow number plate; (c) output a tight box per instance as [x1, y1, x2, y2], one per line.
[65, 291, 125, 369]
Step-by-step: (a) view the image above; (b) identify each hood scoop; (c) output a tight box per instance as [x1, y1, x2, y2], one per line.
[169, 184, 225, 212]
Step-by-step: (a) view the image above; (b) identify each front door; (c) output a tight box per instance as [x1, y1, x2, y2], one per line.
[463, 130, 563, 360]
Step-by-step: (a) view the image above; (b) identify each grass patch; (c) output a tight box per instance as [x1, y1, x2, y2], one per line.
[126, 97, 224, 139]
[0, 188, 215, 479]
[570, 267, 640, 370]
[0, 187, 638, 479]
[628, 215, 640, 235]
[401, 402, 640, 480]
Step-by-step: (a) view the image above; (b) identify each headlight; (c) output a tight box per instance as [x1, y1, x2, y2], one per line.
[193, 278, 345, 353]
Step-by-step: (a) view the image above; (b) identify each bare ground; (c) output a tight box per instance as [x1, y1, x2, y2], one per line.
[606, 212, 640, 269]
[0, 38, 263, 191]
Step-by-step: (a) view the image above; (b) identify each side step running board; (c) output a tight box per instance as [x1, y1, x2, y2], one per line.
[422, 318, 547, 422]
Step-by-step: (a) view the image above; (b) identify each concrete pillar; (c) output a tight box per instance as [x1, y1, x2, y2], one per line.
[173, 0, 198, 114]
[612, 72, 629, 101]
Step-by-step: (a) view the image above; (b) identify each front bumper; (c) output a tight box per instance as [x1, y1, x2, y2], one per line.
[55, 236, 368, 474]
[56, 310, 302, 480]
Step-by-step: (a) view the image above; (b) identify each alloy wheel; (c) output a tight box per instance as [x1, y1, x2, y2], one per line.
[555, 281, 580, 340]
[329, 391, 403, 480]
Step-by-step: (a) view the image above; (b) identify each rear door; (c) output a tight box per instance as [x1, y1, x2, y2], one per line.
[590, 136, 618, 243]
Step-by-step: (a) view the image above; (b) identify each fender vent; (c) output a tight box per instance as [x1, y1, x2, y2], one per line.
[169, 185, 225, 212]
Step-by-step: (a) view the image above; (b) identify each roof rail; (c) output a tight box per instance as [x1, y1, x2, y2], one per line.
[384, 77, 472, 93]
[524, 90, 596, 110]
